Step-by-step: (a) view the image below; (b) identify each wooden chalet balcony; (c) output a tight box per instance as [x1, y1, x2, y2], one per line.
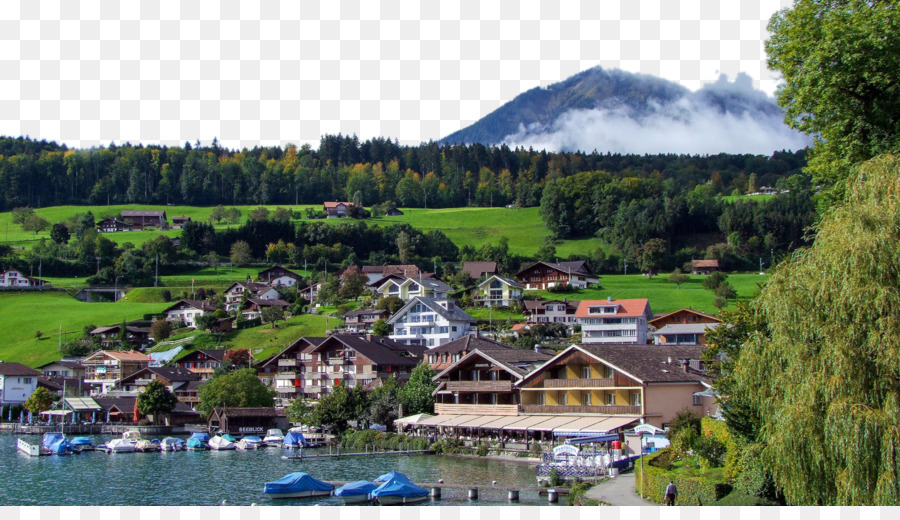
[542, 378, 615, 388]
[434, 403, 519, 416]
[446, 380, 513, 392]
[520, 404, 641, 415]
[277, 359, 298, 367]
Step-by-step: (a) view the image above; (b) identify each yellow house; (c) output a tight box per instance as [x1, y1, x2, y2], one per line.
[374, 276, 451, 301]
[518, 344, 716, 429]
[475, 275, 524, 307]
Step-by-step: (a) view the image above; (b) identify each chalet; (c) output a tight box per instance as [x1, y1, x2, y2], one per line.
[523, 299, 578, 327]
[207, 407, 288, 436]
[650, 308, 722, 346]
[256, 337, 326, 399]
[518, 344, 714, 429]
[172, 349, 226, 379]
[362, 264, 426, 285]
[324, 201, 353, 218]
[96, 218, 130, 233]
[426, 335, 515, 371]
[0, 268, 48, 288]
[373, 276, 451, 302]
[691, 259, 720, 275]
[81, 350, 152, 394]
[257, 266, 302, 287]
[241, 298, 291, 320]
[299, 282, 322, 303]
[120, 210, 167, 229]
[223, 281, 281, 311]
[432, 348, 554, 418]
[308, 334, 426, 398]
[461, 261, 498, 280]
[387, 298, 476, 348]
[342, 309, 389, 333]
[515, 261, 599, 290]
[474, 275, 524, 307]
[171, 216, 192, 229]
[94, 396, 137, 423]
[162, 300, 217, 328]
[89, 324, 153, 350]
[577, 298, 653, 344]
[0, 361, 41, 406]
[116, 366, 201, 406]
[36, 360, 86, 379]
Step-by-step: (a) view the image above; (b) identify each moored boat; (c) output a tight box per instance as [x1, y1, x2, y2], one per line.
[236, 436, 266, 450]
[281, 431, 306, 449]
[262, 429, 284, 445]
[160, 437, 184, 451]
[70, 437, 94, 452]
[209, 435, 236, 450]
[370, 475, 429, 505]
[135, 439, 159, 452]
[42, 433, 74, 456]
[373, 471, 412, 484]
[105, 439, 136, 453]
[263, 472, 333, 499]
[185, 437, 207, 451]
[334, 480, 378, 503]
[122, 430, 142, 444]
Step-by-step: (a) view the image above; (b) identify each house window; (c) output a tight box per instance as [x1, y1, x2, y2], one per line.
[602, 365, 614, 378]
[606, 393, 616, 405]
[581, 366, 591, 379]
[537, 393, 545, 405]
[631, 393, 642, 406]
[693, 394, 702, 406]
[22, 377, 32, 384]
[559, 393, 568, 405]
[582, 392, 591, 405]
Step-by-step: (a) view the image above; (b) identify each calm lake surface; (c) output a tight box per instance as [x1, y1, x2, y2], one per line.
[1, 434, 557, 507]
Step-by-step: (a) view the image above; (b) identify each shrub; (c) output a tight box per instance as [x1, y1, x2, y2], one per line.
[529, 442, 544, 458]
[476, 441, 490, 457]
[636, 450, 732, 505]
[567, 480, 594, 506]
[668, 408, 703, 439]
[671, 427, 699, 454]
[694, 434, 726, 468]
[549, 467, 562, 487]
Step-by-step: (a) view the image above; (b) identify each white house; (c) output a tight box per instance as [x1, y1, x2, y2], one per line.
[162, 300, 217, 328]
[523, 299, 579, 327]
[576, 298, 653, 344]
[0, 268, 47, 288]
[474, 275, 524, 307]
[0, 361, 41, 406]
[374, 276, 451, 302]
[223, 282, 281, 312]
[257, 266, 303, 288]
[387, 297, 476, 348]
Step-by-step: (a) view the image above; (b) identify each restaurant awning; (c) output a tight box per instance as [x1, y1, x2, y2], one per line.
[550, 416, 604, 433]
[502, 415, 560, 431]
[40, 410, 73, 416]
[64, 397, 103, 411]
[477, 415, 526, 429]
[415, 414, 462, 427]
[524, 415, 583, 432]
[394, 413, 435, 425]
[438, 415, 482, 427]
[577, 416, 639, 435]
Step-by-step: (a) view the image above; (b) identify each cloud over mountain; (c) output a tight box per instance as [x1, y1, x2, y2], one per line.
[441, 68, 811, 155]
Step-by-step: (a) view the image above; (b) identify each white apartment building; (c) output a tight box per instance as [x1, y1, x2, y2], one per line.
[388, 298, 476, 348]
[576, 298, 652, 344]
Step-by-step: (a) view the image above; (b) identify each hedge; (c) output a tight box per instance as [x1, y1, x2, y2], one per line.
[339, 430, 431, 451]
[635, 450, 732, 505]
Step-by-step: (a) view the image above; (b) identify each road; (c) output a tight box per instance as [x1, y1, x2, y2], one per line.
[584, 470, 655, 506]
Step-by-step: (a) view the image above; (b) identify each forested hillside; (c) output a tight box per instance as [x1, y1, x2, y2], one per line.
[0, 135, 805, 211]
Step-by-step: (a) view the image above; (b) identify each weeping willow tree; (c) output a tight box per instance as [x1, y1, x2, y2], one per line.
[728, 155, 900, 505]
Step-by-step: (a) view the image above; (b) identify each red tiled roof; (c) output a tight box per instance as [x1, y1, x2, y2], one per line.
[692, 260, 719, 268]
[575, 299, 650, 318]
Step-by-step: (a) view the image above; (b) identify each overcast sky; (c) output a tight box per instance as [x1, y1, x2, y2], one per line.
[0, 0, 794, 150]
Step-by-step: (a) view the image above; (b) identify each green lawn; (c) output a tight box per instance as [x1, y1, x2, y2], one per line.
[530, 273, 768, 315]
[0, 292, 169, 367]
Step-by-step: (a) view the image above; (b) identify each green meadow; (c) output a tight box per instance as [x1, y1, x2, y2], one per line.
[0, 204, 604, 258]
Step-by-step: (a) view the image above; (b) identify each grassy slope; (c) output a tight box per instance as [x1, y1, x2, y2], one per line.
[0, 292, 169, 367]
[2, 204, 604, 258]
[531, 273, 768, 315]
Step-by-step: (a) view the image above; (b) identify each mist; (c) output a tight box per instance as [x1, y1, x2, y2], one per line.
[501, 74, 812, 155]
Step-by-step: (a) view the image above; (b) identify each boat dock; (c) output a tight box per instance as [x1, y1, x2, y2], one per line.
[281, 448, 434, 460]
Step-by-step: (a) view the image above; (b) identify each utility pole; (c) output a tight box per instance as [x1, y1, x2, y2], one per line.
[155, 253, 159, 287]
[624, 260, 628, 276]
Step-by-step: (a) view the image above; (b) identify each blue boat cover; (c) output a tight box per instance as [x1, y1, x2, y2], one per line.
[373, 471, 411, 484]
[42, 433, 64, 448]
[243, 436, 263, 442]
[186, 438, 206, 448]
[264, 473, 333, 495]
[370, 478, 428, 499]
[282, 431, 306, 447]
[335, 480, 378, 497]
[221, 434, 237, 442]
[47, 438, 73, 454]
[70, 436, 92, 446]
[189, 432, 210, 442]
[161, 437, 182, 447]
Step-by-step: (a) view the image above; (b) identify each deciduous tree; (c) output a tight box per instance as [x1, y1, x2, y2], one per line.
[137, 379, 178, 424]
[197, 368, 276, 416]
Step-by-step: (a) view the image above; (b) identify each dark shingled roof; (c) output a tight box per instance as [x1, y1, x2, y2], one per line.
[523, 299, 578, 312]
[314, 334, 426, 366]
[576, 344, 710, 384]
[473, 348, 554, 376]
[177, 349, 227, 362]
[0, 362, 42, 377]
[256, 336, 326, 368]
[36, 360, 86, 371]
[461, 261, 498, 279]
[429, 335, 511, 354]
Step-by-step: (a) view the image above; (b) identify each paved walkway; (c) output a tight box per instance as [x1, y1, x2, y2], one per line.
[584, 471, 656, 506]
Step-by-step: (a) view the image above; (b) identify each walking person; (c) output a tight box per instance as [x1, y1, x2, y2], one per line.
[664, 480, 678, 506]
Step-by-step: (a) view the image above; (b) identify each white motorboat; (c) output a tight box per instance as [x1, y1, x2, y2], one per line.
[105, 439, 136, 453]
[134, 439, 159, 452]
[236, 436, 266, 450]
[209, 435, 236, 450]
[262, 428, 284, 445]
[122, 430, 142, 444]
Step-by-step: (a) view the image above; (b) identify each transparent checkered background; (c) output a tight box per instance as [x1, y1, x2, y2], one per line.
[0, 0, 793, 150]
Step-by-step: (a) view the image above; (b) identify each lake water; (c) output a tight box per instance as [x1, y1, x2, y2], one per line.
[1, 434, 558, 507]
